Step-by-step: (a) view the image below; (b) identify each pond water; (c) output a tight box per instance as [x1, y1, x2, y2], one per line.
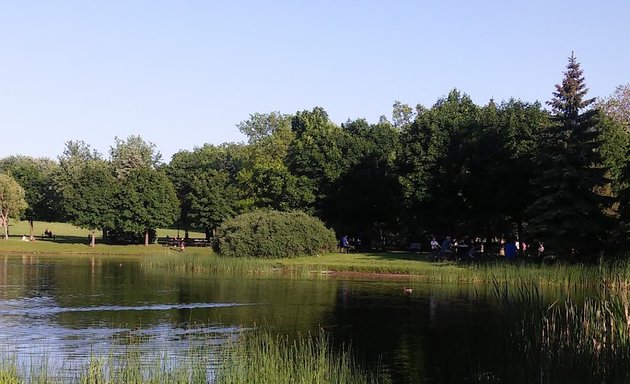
[0, 255, 569, 383]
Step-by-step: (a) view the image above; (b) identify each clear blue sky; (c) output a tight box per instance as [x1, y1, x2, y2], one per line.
[1, 0, 628, 161]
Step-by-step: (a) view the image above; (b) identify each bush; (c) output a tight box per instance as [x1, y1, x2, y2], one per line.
[216, 210, 337, 258]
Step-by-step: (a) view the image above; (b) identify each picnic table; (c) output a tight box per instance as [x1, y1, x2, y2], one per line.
[165, 237, 211, 247]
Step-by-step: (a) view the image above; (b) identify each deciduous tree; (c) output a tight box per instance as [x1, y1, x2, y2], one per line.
[0, 156, 60, 239]
[59, 160, 118, 246]
[0, 174, 28, 239]
[116, 168, 179, 245]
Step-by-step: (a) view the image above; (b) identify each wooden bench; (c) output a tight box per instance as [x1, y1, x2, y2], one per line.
[188, 238, 211, 247]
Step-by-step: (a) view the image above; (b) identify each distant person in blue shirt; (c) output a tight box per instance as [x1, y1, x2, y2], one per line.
[441, 236, 452, 252]
[341, 235, 350, 252]
[440, 236, 452, 260]
[504, 239, 517, 261]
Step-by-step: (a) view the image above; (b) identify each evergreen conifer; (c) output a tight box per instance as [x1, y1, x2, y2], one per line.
[527, 53, 612, 258]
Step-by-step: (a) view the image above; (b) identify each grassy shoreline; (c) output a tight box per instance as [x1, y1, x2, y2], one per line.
[4, 230, 630, 289]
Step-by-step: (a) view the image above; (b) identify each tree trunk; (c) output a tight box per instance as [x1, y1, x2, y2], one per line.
[91, 229, 96, 247]
[1, 215, 7, 240]
[29, 219, 34, 241]
[144, 229, 149, 246]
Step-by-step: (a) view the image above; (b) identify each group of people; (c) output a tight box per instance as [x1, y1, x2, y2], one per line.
[430, 236, 478, 261]
[165, 235, 186, 251]
[338, 233, 545, 260]
[429, 235, 544, 261]
[340, 235, 362, 253]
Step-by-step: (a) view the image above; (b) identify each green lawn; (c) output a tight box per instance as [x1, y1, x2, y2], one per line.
[6, 220, 204, 239]
[0, 220, 208, 256]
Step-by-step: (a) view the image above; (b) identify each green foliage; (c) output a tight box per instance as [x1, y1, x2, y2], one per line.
[237, 111, 294, 150]
[325, 118, 402, 240]
[598, 112, 629, 194]
[115, 168, 179, 244]
[58, 159, 118, 237]
[247, 163, 315, 211]
[110, 135, 162, 179]
[0, 173, 28, 239]
[54, 141, 104, 221]
[167, 143, 247, 233]
[0, 155, 59, 222]
[187, 169, 238, 235]
[596, 83, 630, 131]
[391, 100, 416, 129]
[527, 53, 613, 257]
[287, 107, 356, 199]
[398, 89, 482, 232]
[216, 210, 337, 258]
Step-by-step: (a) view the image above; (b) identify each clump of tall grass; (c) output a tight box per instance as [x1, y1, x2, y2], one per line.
[144, 251, 630, 291]
[0, 347, 210, 383]
[0, 354, 51, 384]
[1, 331, 385, 384]
[76, 350, 210, 384]
[493, 279, 630, 383]
[215, 330, 388, 384]
[0, 356, 21, 384]
[142, 252, 277, 274]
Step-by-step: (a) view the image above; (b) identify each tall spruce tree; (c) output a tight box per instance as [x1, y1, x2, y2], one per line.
[526, 53, 612, 258]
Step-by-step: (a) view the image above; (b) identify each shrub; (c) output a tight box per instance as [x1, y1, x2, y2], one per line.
[216, 210, 337, 258]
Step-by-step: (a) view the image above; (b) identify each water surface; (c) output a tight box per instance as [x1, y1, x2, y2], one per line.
[0, 254, 568, 383]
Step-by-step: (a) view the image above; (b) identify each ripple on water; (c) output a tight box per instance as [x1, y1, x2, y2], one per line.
[0, 296, 253, 376]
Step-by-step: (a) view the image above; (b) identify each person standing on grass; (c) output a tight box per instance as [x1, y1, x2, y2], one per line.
[504, 239, 517, 262]
[440, 236, 452, 260]
[341, 235, 350, 252]
[430, 236, 440, 260]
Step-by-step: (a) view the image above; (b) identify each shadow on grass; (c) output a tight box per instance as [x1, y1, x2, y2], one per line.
[45, 235, 96, 245]
[357, 250, 501, 266]
[10, 234, 96, 245]
[355, 251, 430, 261]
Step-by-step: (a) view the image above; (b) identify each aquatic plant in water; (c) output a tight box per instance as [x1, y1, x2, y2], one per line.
[0, 330, 386, 384]
[493, 279, 630, 383]
[214, 330, 388, 384]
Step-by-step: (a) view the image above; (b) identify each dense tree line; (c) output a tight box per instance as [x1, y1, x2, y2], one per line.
[1, 54, 629, 259]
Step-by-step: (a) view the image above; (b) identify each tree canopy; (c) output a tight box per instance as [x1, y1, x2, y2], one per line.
[2, 53, 629, 256]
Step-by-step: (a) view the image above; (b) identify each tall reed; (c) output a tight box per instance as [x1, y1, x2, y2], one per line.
[144, 252, 630, 290]
[0, 330, 387, 383]
[493, 279, 630, 383]
[214, 330, 388, 384]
